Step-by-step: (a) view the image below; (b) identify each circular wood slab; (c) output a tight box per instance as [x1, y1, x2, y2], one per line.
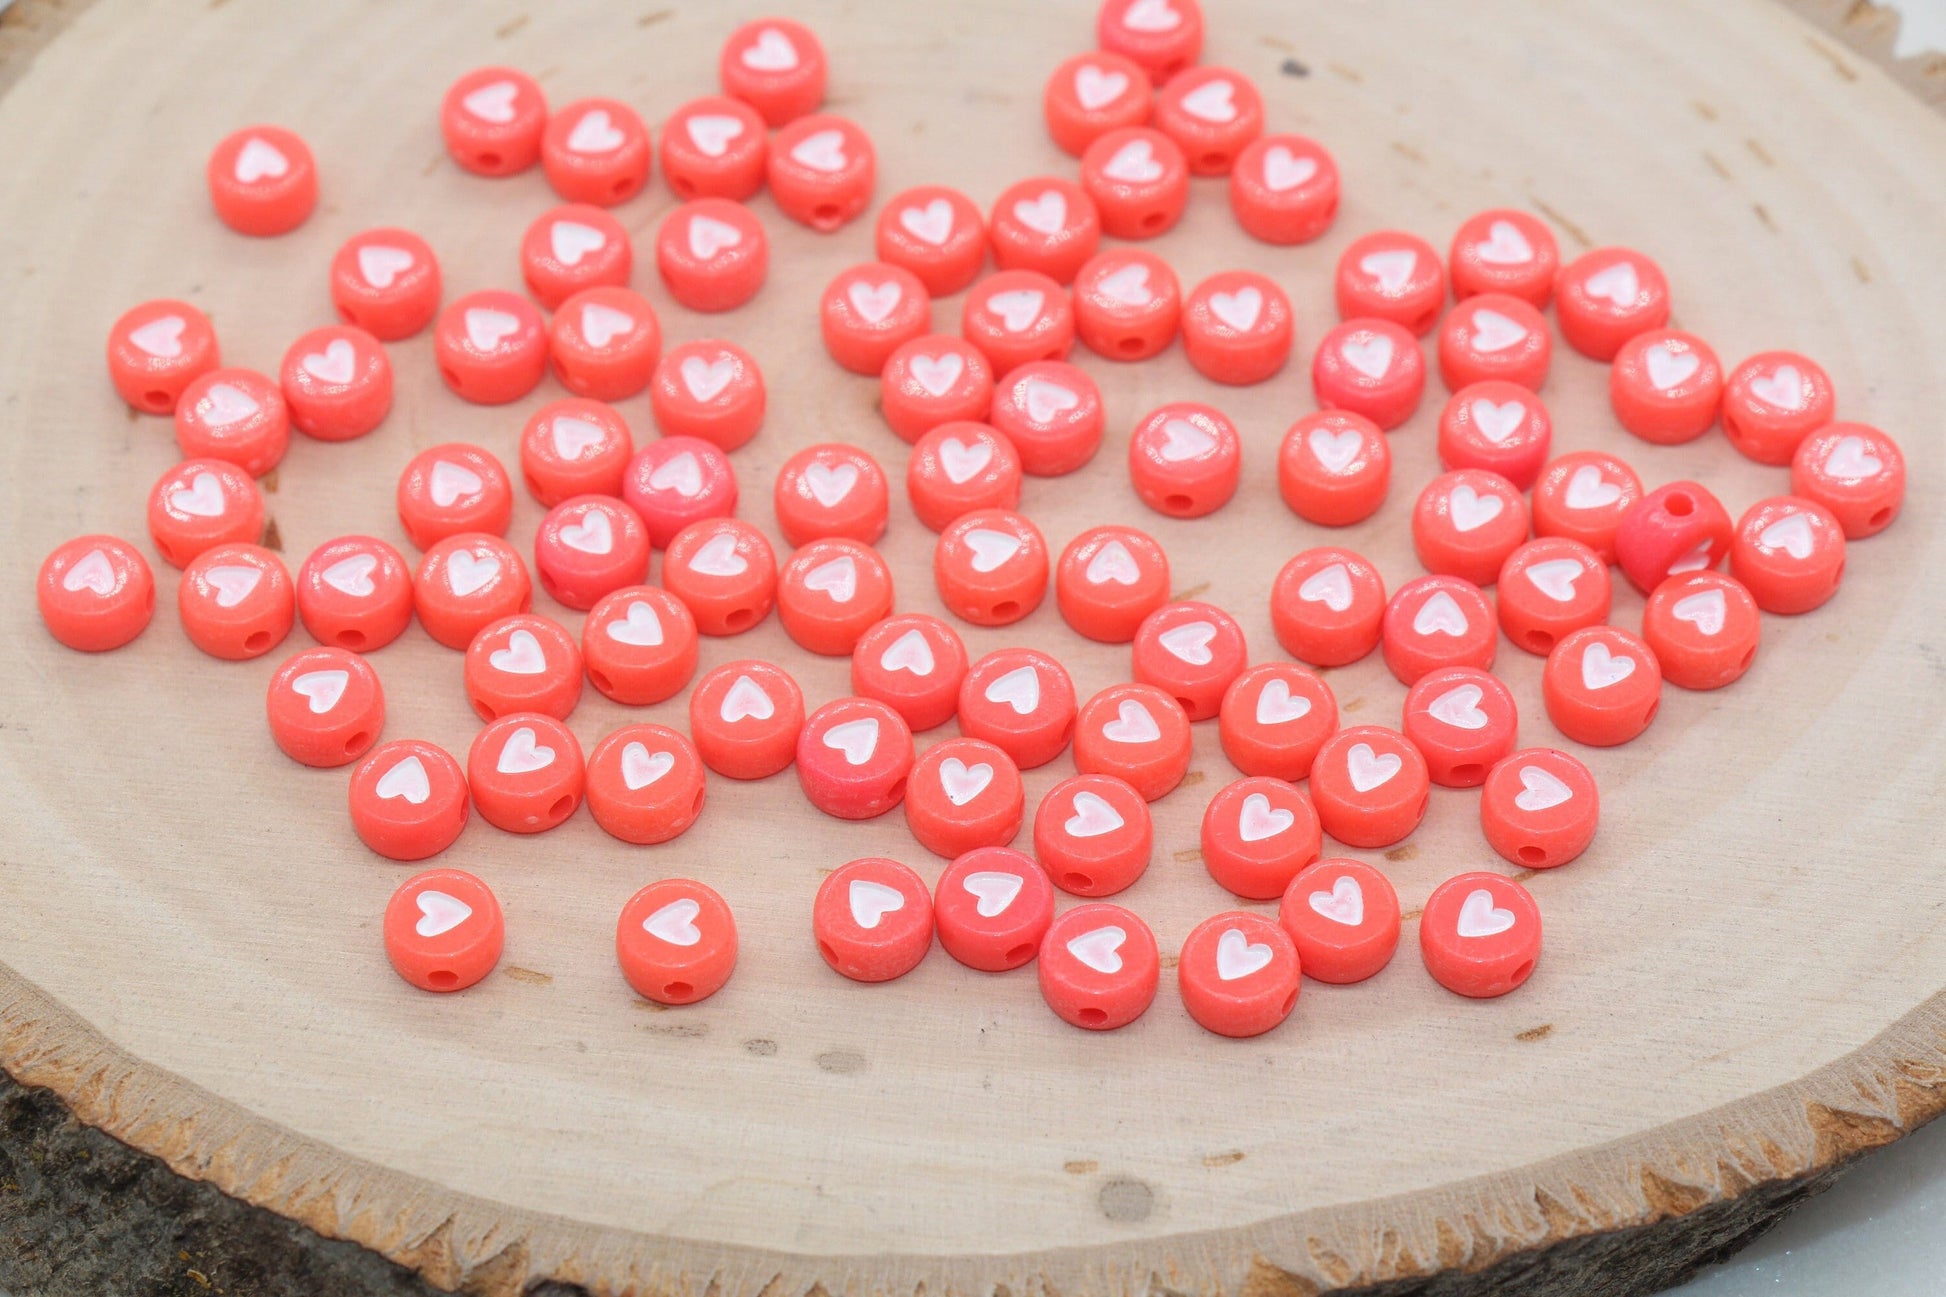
[3, 0, 1945, 1292]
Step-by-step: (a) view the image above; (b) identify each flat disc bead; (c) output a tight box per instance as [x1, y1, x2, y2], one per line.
[1180, 270, 1293, 385]
[767, 114, 874, 231]
[1270, 546, 1386, 667]
[622, 436, 738, 548]
[466, 712, 585, 833]
[1437, 382, 1551, 489]
[541, 98, 651, 206]
[615, 878, 734, 1003]
[1721, 350, 1836, 465]
[383, 869, 502, 993]
[988, 360, 1103, 476]
[1542, 626, 1663, 747]
[1610, 329, 1724, 445]
[934, 509, 1048, 626]
[651, 340, 765, 451]
[264, 646, 384, 768]
[177, 542, 293, 660]
[774, 442, 890, 547]
[441, 67, 546, 176]
[433, 292, 547, 406]
[532, 495, 650, 611]
[933, 848, 1055, 972]
[1230, 134, 1339, 245]
[331, 228, 441, 340]
[580, 585, 699, 705]
[1039, 903, 1159, 1031]
[1218, 662, 1338, 781]
[1531, 450, 1644, 563]
[1199, 776, 1322, 900]
[720, 17, 826, 127]
[813, 859, 933, 984]
[1072, 247, 1181, 362]
[1401, 666, 1519, 788]
[207, 125, 316, 236]
[550, 287, 660, 401]
[880, 336, 993, 443]
[1307, 725, 1430, 848]
[1437, 293, 1550, 392]
[463, 613, 583, 722]
[1613, 481, 1734, 594]
[412, 534, 531, 650]
[795, 697, 914, 820]
[1335, 230, 1445, 336]
[1032, 774, 1152, 897]
[1480, 748, 1599, 870]
[689, 660, 804, 780]
[1177, 912, 1300, 1040]
[1126, 401, 1240, 518]
[661, 518, 777, 637]
[875, 185, 987, 296]
[281, 325, 392, 439]
[146, 458, 263, 569]
[657, 199, 767, 313]
[1640, 571, 1762, 691]
[1044, 51, 1152, 157]
[1496, 537, 1611, 657]
[173, 368, 289, 476]
[1152, 65, 1263, 175]
[777, 538, 894, 655]
[904, 738, 1024, 859]
[1729, 496, 1847, 614]
[819, 262, 930, 375]
[1420, 872, 1541, 999]
[1279, 859, 1402, 985]
[851, 613, 968, 732]
[1072, 682, 1192, 801]
[659, 96, 768, 201]
[1411, 469, 1530, 588]
[109, 299, 219, 415]
[522, 204, 631, 310]
[958, 648, 1076, 770]
[1312, 318, 1425, 431]
[295, 534, 414, 652]
[1097, 0, 1204, 81]
[519, 398, 635, 506]
[1381, 574, 1495, 685]
[349, 741, 468, 861]
[397, 443, 513, 549]
[1278, 410, 1389, 527]
[1792, 422, 1905, 538]
[1131, 600, 1246, 720]
[1448, 209, 1559, 307]
[906, 421, 1021, 530]
[1055, 525, 1169, 643]
[1555, 246, 1669, 361]
[989, 177, 1100, 285]
[962, 269, 1074, 377]
[1080, 127, 1189, 240]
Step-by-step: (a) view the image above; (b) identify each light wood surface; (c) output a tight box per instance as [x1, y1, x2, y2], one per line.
[3, 0, 1945, 1292]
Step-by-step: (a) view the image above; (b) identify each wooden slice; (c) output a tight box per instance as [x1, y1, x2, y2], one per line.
[2, 0, 1944, 1293]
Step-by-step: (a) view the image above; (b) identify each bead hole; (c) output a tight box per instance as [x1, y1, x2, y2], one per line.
[1005, 942, 1036, 964]
[612, 177, 636, 199]
[1164, 493, 1195, 514]
[1664, 492, 1694, 517]
[691, 787, 705, 815]
[1198, 150, 1227, 171]
[1139, 211, 1166, 233]
[337, 629, 367, 650]
[1280, 989, 1298, 1016]
[885, 777, 907, 803]
[990, 600, 1020, 621]
[1868, 507, 1892, 528]
[1116, 336, 1144, 356]
[477, 151, 502, 170]
[723, 606, 755, 632]
[243, 631, 271, 653]
[427, 969, 458, 990]
[588, 668, 614, 695]
[1450, 763, 1484, 784]
[1062, 871, 1094, 892]
[548, 794, 575, 820]
[1511, 959, 1535, 983]
[474, 701, 498, 723]
[672, 176, 696, 200]
[345, 730, 370, 755]
[663, 981, 694, 1000]
[1738, 647, 1756, 673]
[1414, 792, 1430, 820]
[818, 939, 840, 965]
[440, 366, 464, 392]
[1517, 845, 1547, 866]
[143, 389, 172, 411]
[811, 202, 843, 228]
[1642, 699, 1660, 727]
[1078, 1007, 1108, 1026]
[1173, 696, 1196, 716]
[1524, 630, 1555, 654]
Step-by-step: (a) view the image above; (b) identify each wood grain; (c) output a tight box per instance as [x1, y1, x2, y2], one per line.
[2, 0, 1944, 1293]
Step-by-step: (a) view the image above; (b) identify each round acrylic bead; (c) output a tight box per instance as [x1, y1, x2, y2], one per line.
[1543, 626, 1663, 747]
[988, 360, 1102, 476]
[1401, 666, 1519, 788]
[265, 646, 384, 768]
[177, 543, 293, 660]
[109, 299, 219, 415]
[881, 336, 993, 442]
[819, 261, 930, 375]
[1420, 872, 1541, 999]
[934, 848, 1055, 972]
[1271, 547, 1386, 667]
[962, 270, 1074, 377]
[1721, 351, 1836, 465]
[777, 539, 895, 655]
[1277, 410, 1389, 527]
[768, 114, 874, 231]
[1080, 127, 1189, 239]
[614, 877, 734, 1002]
[1180, 270, 1293, 385]
[1231, 133, 1340, 248]
[659, 95, 768, 201]
[173, 368, 289, 476]
[651, 340, 765, 451]
[412, 534, 531, 651]
[657, 199, 767, 313]
[1127, 401, 1240, 518]
[1072, 247, 1180, 362]
[1411, 469, 1529, 588]
[875, 185, 987, 296]
[466, 713, 584, 834]
[1218, 662, 1338, 782]
[1312, 318, 1426, 431]
[519, 398, 633, 507]
[934, 509, 1049, 626]
[689, 660, 804, 780]
[1448, 209, 1559, 308]
[814, 858, 932, 984]
[440, 67, 547, 176]
[1200, 777, 1322, 901]
[1531, 450, 1645, 564]
[397, 444, 513, 550]
[1279, 858, 1401, 985]
[1640, 571, 1762, 691]
[775, 443, 890, 547]
[1381, 575, 1496, 685]
[1437, 292, 1550, 392]
[989, 177, 1100, 285]
[533, 495, 650, 611]
[1153, 65, 1263, 175]
[622, 436, 737, 549]
[720, 17, 826, 126]
[1308, 725, 1431, 849]
[1072, 683, 1193, 802]
[1613, 481, 1734, 594]
[146, 458, 263, 569]
[549, 287, 660, 403]
[1437, 382, 1551, 489]
[433, 291, 547, 406]
[383, 870, 502, 993]
[905, 738, 1025, 859]
[1730, 496, 1847, 614]
[330, 227, 441, 340]
[1792, 423, 1905, 539]
[295, 534, 414, 653]
[851, 613, 969, 733]
[522, 204, 630, 311]
[1555, 246, 1670, 361]
[463, 613, 583, 722]
[906, 421, 1022, 530]
[958, 648, 1077, 770]
[1039, 903, 1160, 1031]
[280, 325, 392, 440]
[796, 698, 915, 820]
[581, 584, 699, 705]
[1480, 748, 1599, 870]
[348, 740, 469, 862]
[1610, 329, 1724, 445]
[661, 517, 777, 637]
[207, 125, 316, 236]
[541, 98, 651, 206]
[1336, 230, 1445, 336]
[1497, 537, 1611, 657]
[1131, 600, 1246, 721]
[1043, 50, 1152, 157]
[1033, 774, 1152, 897]
[1055, 525, 1169, 643]
[1178, 912, 1300, 1038]
[1097, 0, 1204, 81]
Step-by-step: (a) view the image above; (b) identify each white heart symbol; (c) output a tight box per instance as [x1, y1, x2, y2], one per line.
[899, 198, 954, 246]
[1347, 743, 1402, 793]
[1261, 145, 1318, 192]
[497, 726, 555, 774]
[740, 26, 798, 70]
[848, 879, 904, 929]
[414, 889, 472, 938]
[965, 528, 1023, 573]
[680, 355, 736, 402]
[1470, 399, 1526, 444]
[938, 436, 991, 483]
[1208, 286, 1263, 333]
[1515, 765, 1572, 812]
[303, 339, 357, 385]
[1012, 190, 1068, 236]
[621, 742, 675, 791]
[985, 666, 1040, 715]
[1086, 540, 1140, 586]
[1122, 0, 1181, 33]
[428, 459, 483, 508]
[1359, 249, 1417, 294]
[684, 113, 745, 157]
[1412, 590, 1470, 637]
[606, 600, 664, 646]
[642, 897, 700, 944]
[1448, 484, 1505, 533]
[198, 382, 259, 427]
[1065, 791, 1124, 838]
[1256, 678, 1312, 725]
[489, 628, 547, 675]
[846, 280, 902, 324]
[938, 757, 993, 806]
[465, 308, 520, 353]
[128, 315, 185, 358]
[990, 289, 1046, 334]
[1470, 309, 1528, 353]
[1583, 261, 1639, 308]
[789, 129, 847, 173]
[357, 245, 415, 289]
[687, 214, 743, 261]
[687, 531, 747, 577]
[1158, 417, 1216, 462]
[1020, 376, 1078, 423]
[1564, 465, 1622, 510]
[1524, 558, 1583, 603]
[1309, 875, 1364, 926]
[558, 508, 613, 555]
[321, 553, 376, 597]
[1298, 562, 1354, 611]
[1644, 344, 1700, 392]
[1215, 927, 1273, 980]
[551, 415, 608, 459]
[1749, 364, 1805, 411]
[1475, 219, 1534, 265]
[1067, 925, 1126, 974]
[567, 108, 624, 154]
[233, 136, 289, 183]
[1237, 792, 1293, 843]
[578, 304, 635, 349]
[1074, 64, 1131, 111]
[1456, 888, 1516, 939]
[1824, 435, 1882, 480]
[648, 451, 704, 497]
[803, 555, 858, 603]
[62, 549, 116, 596]
[719, 675, 774, 723]
[169, 471, 226, 518]
[1341, 333, 1395, 380]
[1180, 78, 1236, 123]
[880, 629, 934, 675]
[551, 220, 607, 267]
[461, 79, 518, 124]
[909, 352, 964, 397]
[1101, 699, 1161, 744]
[375, 755, 430, 804]
[1671, 588, 1726, 636]
[291, 669, 348, 715]
[1427, 683, 1487, 730]
[962, 871, 1022, 918]
[803, 461, 859, 507]
[1159, 620, 1216, 665]
[1581, 641, 1636, 690]
[1308, 426, 1362, 473]
[1095, 262, 1153, 306]
[1104, 138, 1162, 182]
[205, 565, 261, 608]
[445, 549, 499, 597]
[1759, 512, 1816, 560]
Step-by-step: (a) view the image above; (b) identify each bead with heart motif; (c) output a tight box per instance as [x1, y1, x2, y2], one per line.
[906, 421, 1023, 531]
[815, 858, 933, 984]
[1437, 292, 1551, 394]
[37, 535, 154, 652]
[349, 740, 469, 862]
[1271, 546, 1387, 668]
[396, 443, 513, 550]
[1181, 269, 1294, 385]
[521, 204, 631, 311]
[656, 199, 769, 313]
[466, 712, 584, 834]
[1080, 126, 1190, 239]
[1132, 600, 1246, 721]
[688, 659, 805, 780]
[961, 269, 1076, 378]
[1074, 683, 1192, 801]
[1402, 667, 1518, 788]
[767, 114, 875, 231]
[1310, 726, 1429, 848]
[1200, 777, 1322, 901]
[1614, 481, 1734, 594]
[622, 435, 738, 549]
[1730, 496, 1846, 614]
[775, 443, 890, 548]
[988, 177, 1101, 286]
[1230, 133, 1339, 245]
[1277, 410, 1390, 528]
[1420, 872, 1541, 999]
[266, 646, 384, 768]
[412, 533, 531, 651]
[518, 398, 635, 508]
[207, 124, 316, 236]
[650, 339, 765, 451]
[1411, 469, 1530, 589]
[548, 287, 661, 404]
[580, 585, 699, 706]
[1336, 230, 1446, 336]
[1127, 401, 1241, 518]
[109, 299, 220, 415]
[586, 726, 707, 847]
[463, 614, 583, 722]
[1279, 859, 1401, 985]
[719, 17, 827, 127]
[541, 97, 651, 206]
[661, 517, 777, 638]
[904, 738, 1025, 859]
[987, 359, 1102, 476]
[279, 324, 392, 439]
[875, 184, 988, 296]
[958, 647, 1077, 770]
[1448, 209, 1559, 308]
[383, 869, 503, 993]
[1791, 422, 1905, 539]
[173, 368, 288, 476]
[819, 261, 932, 375]
[1153, 64, 1263, 176]
[1311, 318, 1426, 431]
[934, 848, 1055, 972]
[1530, 450, 1644, 564]
[659, 95, 768, 201]
[1555, 246, 1670, 361]
[1219, 662, 1338, 781]
[1072, 247, 1181, 362]
[296, 535, 414, 653]
[1481, 748, 1599, 870]
[1033, 774, 1152, 897]
[1543, 625, 1663, 747]
[778, 538, 895, 655]
[615, 878, 734, 1003]
[1610, 329, 1724, 445]
[1437, 381, 1552, 490]
[440, 67, 546, 177]
[880, 335, 994, 443]
[1044, 50, 1152, 157]
[1056, 524, 1170, 643]
[1720, 350, 1836, 465]
[1381, 574, 1496, 685]
[145, 458, 263, 569]
[533, 495, 650, 612]
[1641, 571, 1762, 691]
[1178, 912, 1300, 1038]
[432, 291, 546, 406]
[1096, 0, 1205, 82]
[1039, 902, 1159, 1031]
[1496, 537, 1611, 657]
[935, 508, 1049, 627]
[178, 542, 293, 661]
[851, 613, 969, 732]
[330, 227, 441, 341]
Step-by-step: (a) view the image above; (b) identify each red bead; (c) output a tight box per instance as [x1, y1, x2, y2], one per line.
[623, 436, 737, 548]
[412, 534, 532, 651]
[522, 204, 631, 311]
[1613, 480, 1733, 594]
[1437, 381, 1551, 489]
[988, 362, 1103, 478]
[1543, 625, 1663, 747]
[1073, 247, 1180, 362]
[1721, 351, 1836, 465]
[906, 421, 1022, 530]
[875, 185, 987, 296]
[656, 199, 768, 313]
[1481, 748, 1599, 870]
[1610, 329, 1724, 445]
[464, 613, 583, 722]
[1311, 318, 1426, 431]
[109, 300, 219, 415]
[851, 613, 968, 732]
[396, 444, 514, 550]
[819, 261, 930, 375]
[549, 287, 660, 403]
[1402, 666, 1518, 788]
[440, 67, 546, 177]
[533, 495, 650, 611]
[1178, 912, 1300, 1038]
[1180, 269, 1293, 385]
[266, 646, 384, 768]
[659, 96, 768, 202]
[1073, 682, 1193, 801]
[1153, 66, 1263, 175]
[519, 398, 633, 507]
[661, 517, 777, 637]
[349, 741, 469, 862]
[37, 536, 153, 652]
[1200, 777, 1322, 901]
[1277, 410, 1389, 527]
[689, 660, 804, 779]
[1531, 450, 1644, 564]
[1641, 571, 1762, 691]
[962, 270, 1074, 377]
[1555, 246, 1670, 361]
[1219, 662, 1337, 781]
[177, 543, 293, 661]
[1279, 858, 1401, 985]
[580, 585, 699, 705]
[1055, 524, 1170, 643]
[614, 877, 734, 1001]
[1308, 725, 1431, 849]
[1730, 496, 1846, 614]
[1792, 422, 1905, 538]
[778, 538, 895, 655]
[1080, 127, 1190, 239]
[1497, 537, 1611, 657]
[1437, 293, 1550, 392]
[467, 712, 584, 833]
[384, 869, 502, 992]
[296, 535, 414, 653]
[934, 509, 1048, 626]
[1420, 872, 1542, 999]
[650, 339, 765, 451]
[1127, 401, 1240, 517]
[1229, 134, 1339, 245]
[933, 848, 1055, 972]
[720, 18, 826, 126]
[1271, 546, 1386, 667]
[1336, 230, 1445, 335]
[1096, 0, 1204, 82]
[541, 98, 651, 206]
[905, 738, 1025, 859]
[1411, 468, 1530, 587]
[768, 114, 874, 231]
[1448, 209, 1558, 308]
[958, 647, 1076, 770]
[1033, 774, 1152, 896]
[1043, 51, 1152, 157]
[146, 458, 263, 569]
[207, 125, 316, 236]
[173, 368, 288, 476]
[330, 228, 441, 340]
[814, 858, 932, 983]
[433, 291, 547, 406]
[775, 443, 890, 547]
[1039, 903, 1159, 1030]
[989, 177, 1100, 285]
[796, 697, 914, 820]
[280, 325, 392, 440]
[880, 335, 993, 442]
[1131, 600, 1246, 720]
[1381, 574, 1496, 685]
